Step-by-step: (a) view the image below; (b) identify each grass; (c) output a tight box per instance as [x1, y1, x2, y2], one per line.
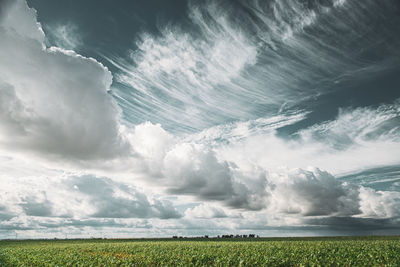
[1, 236, 400, 266]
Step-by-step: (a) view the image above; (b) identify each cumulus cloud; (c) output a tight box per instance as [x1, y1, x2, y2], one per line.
[0, 172, 181, 223]
[0, 0, 45, 43]
[67, 175, 181, 219]
[266, 168, 360, 217]
[131, 119, 400, 222]
[185, 203, 243, 219]
[358, 187, 400, 218]
[132, 133, 269, 210]
[0, 0, 130, 160]
[126, 122, 174, 176]
[126, 102, 400, 221]
[185, 203, 228, 219]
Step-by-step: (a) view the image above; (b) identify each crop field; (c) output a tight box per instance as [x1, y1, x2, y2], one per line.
[1, 236, 400, 266]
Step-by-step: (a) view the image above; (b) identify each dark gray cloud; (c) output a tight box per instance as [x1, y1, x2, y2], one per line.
[303, 216, 400, 233]
[20, 196, 53, 217]
[0, 205, 15, 221]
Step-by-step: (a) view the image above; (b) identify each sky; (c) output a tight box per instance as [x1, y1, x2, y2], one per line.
[0, 0, 400, 239]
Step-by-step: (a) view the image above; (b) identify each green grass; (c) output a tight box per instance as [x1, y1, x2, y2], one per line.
[1, 236, 400, 266]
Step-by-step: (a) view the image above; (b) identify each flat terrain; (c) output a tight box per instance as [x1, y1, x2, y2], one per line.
[1, 236, 400, 266]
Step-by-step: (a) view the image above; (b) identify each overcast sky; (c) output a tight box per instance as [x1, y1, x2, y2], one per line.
[1, 0, 400, 239]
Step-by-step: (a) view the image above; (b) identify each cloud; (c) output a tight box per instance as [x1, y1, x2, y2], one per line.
[298, 101, 400, 150]
[0, 205, 15, 221]
[128, 122, 269, 211]
[358, 187, 400, 218]
[0, 172, 181, 223]
[266, 168, 360, 217]
[338, 165, 400, 191]
[0, 0, 130, 160]
[111, 1, 259, 132]
[67, 175, 181, 219]
[183, 203, 245, 220]
[302, 216, 400, 233]
[126, 122, 174, 176]
[215, 101, 400, 176]
[45, 22, 82, 50]
[109, 0, 400, 133]
[184, 203, 228, 219]
[0, 0, 45, 43]
[127, 101, 400, 220]
[133, 135, 269, 210]
[20, 196, 53, 217]
[131, 119, 399, 221]
[1, 0, 400, 238]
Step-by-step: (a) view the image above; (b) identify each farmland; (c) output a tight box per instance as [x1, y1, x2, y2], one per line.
[1, 236, 400, 266]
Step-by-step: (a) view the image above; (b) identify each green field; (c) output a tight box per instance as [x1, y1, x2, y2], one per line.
[1, 236, 400, 266]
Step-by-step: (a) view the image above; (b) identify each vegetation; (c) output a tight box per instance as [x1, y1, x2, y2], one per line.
[1, 236, 400, 266]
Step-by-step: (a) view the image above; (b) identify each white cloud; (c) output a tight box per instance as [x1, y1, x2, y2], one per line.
[127, 117, 400, 220]
[184, 203, 244, 219]
[126, 122, 174, 176]
[67, 175, 181, 219]
[215, 102, 400, 176]
[0, 0, 130, 160]
[45, 22, 82, 50]
[298, 102, 400, 150]
[0, 0, 45, 43]
[126, 100, 400, 220]
[0, 172, 181, 221]
[108, 1, 265, 132]
[358, 187, 400, 218]
[265, 168, 356, 216]
[156, 141, 269, 210]
[108, 0, 398, 133]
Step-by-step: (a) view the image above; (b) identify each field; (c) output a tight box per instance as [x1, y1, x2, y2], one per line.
[1, 236, 400, 266]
